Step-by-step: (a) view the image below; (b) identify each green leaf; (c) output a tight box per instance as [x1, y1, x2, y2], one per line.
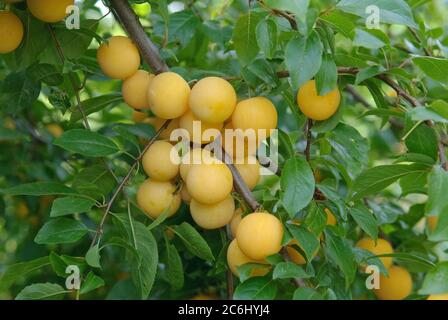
[0, 257, 50, 292]
[72, 163, 115, 200]
[413, 57, 448, 85]
[0, 72, 41, 114]
[315, 54, 338, 95]
[405, 123, 438, 160]
[293, 287, 324, 300]
[172, 223, 214, 261]
[287, 224, 319, 261]
[337, 0, 417, 28]
[34, 218, 89, 245]
[353, 28, 386, 49]
[319, 11, 355, 39]
[112, 213, 158, 299]
[70, 94, 123, 123]
[233, 276, 277, 300]
[50, 196, 95, 217]
[285, 31, 323, 89]
[408, 100, 448, 124]
[80, 272, 105, 295]
[264, 0, 310, 24]
[280, 156, 315, 218]
[165, 243, 184, 290]
[400, 170, 428, 196]
[2, 182, 78, 196]
[5, 11, 51, 69]
[86, 244, 101, 269]
[168, 10, 200, 46]
[419, 262, 448, 295]
[256, 19, 277, 59]
[353, 248, 388, 275]
[355, 65, 385, 85]
[350, 164, 429, 200]
[323, 229, 356, 287]
[27, 63, 64, 86]
[426, 167, 448, 242]
[15, 283, 67, 300]
[54, 129, 119, 157]
[232, 12, 263, 65]
[349, 204, 378, 240]
[273, 262, 312, 279]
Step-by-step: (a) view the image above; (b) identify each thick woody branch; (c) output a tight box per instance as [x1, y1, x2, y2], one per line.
[109, 0, 169, 74]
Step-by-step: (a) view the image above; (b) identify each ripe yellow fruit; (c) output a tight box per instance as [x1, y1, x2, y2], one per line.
[46, 124, 64, 138]
[232, 97, 278, 141]
[427, 216, 438, 232]
[356, 237, 394, 269]
[190, 195, 235, 229]
[297, 80, 341, 121]
[136, 179, 181, 219]
[189, 77, 237, 124]
[235, 157, 260, 190]
[186, 162, 233, 204]
[132, 110, 147, 123]
[0, 11, 24, 54]
[374, 266, 413, 300]
[179, 148, 216, 181]
[222, 122, 258, 159]
[147, 72, 190, 119]
[427, 293, 448, 300]
[143, 117, 180, 141]
[27, 0, 74, 23]
[97, 36, 140, 80]
[227, 239, 268, 277]
[236, 212, 283, 260]
[180, 185, 191, 203]
[230, 208, 242, 238]
[142, 141, 180, 181]
[325, 208, 337, 226]
[122, 70, 154, 109]
[179, 110, 223, 144]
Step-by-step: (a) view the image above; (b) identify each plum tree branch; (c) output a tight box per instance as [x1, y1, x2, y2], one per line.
[109, 0, 169, 74]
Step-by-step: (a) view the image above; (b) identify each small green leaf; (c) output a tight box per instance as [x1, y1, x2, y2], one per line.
[50, 196, 95, 217]
[273, 262, 312, 280]
[285, 31, 323, 89]
[0, 257, 50, 292]
[86, 244, 101, 269]
[15, 283, 67, 300]
[54, 129, 119, 157]
[349, 204, 378, 240]
[35, 218, 89, 245]
[293, 287, 324, 300]
[280, 156, 315, 218]
[2, 182, 78, 197]
[234, 276, 277, 300]
[80, 272, 105, 295]
[232, 12, 263, 65]
[172, 223, 214, 261]
[419, 262, 448, 295]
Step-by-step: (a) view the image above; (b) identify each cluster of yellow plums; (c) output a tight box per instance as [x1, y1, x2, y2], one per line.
[356, 235, 448, 300]
[0, 0, 75, 54]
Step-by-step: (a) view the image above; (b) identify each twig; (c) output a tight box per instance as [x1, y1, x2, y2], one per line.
[408, 27, 432, 56]
[90, 120, 172, 247]
[345, 85, 371, 108]
[305, 119, 313, 162]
